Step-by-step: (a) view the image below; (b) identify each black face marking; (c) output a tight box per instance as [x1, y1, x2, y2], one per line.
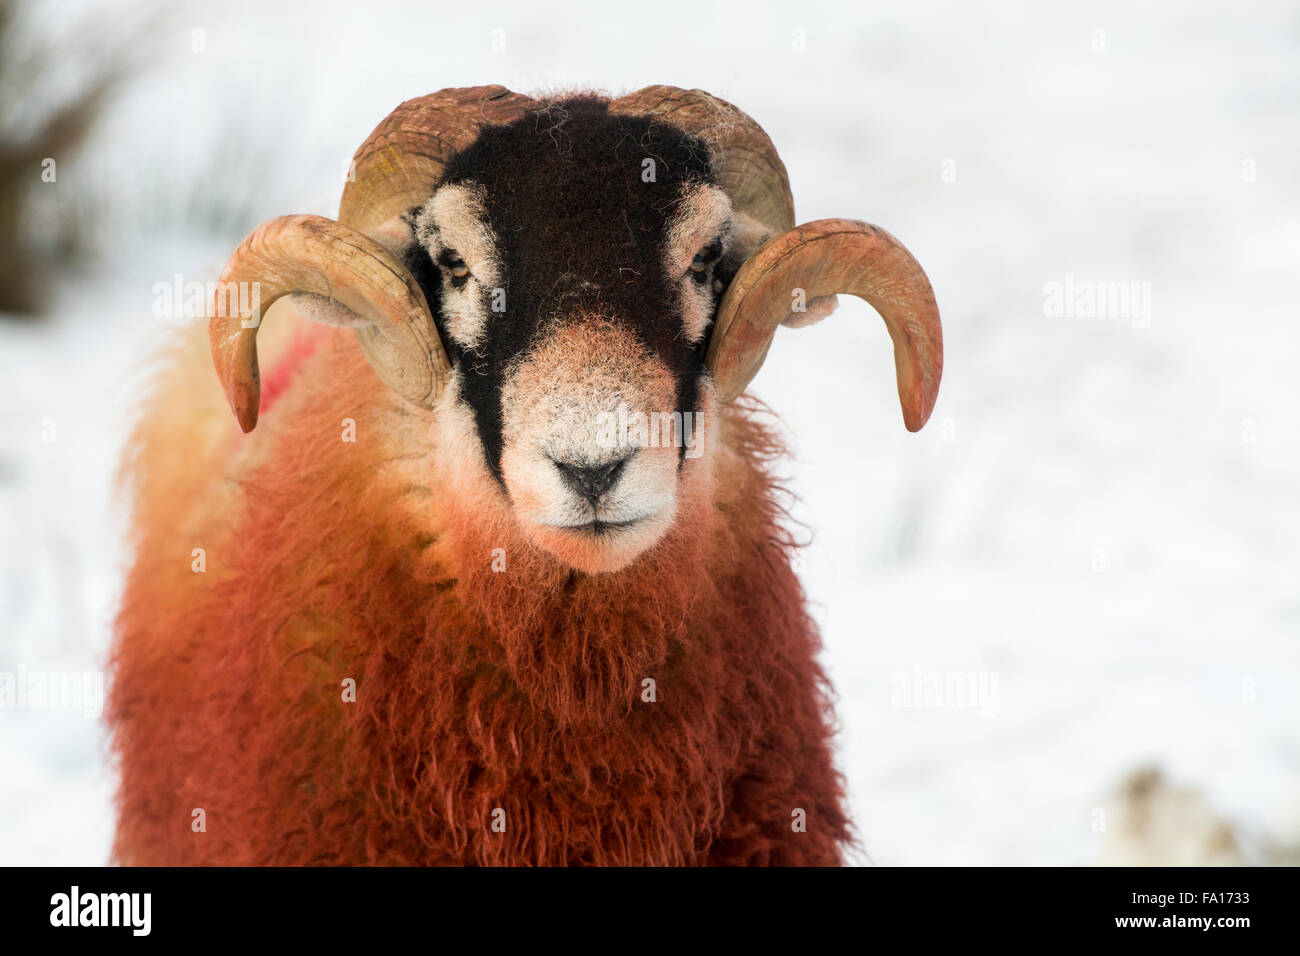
[403, 97, 723, 482]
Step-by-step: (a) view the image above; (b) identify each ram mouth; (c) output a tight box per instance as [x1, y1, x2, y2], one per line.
[542, 515, 650, 536]
[565, 518, 645, 535]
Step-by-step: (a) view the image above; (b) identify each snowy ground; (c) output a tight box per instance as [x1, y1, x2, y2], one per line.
[2, 0, 1298, 865]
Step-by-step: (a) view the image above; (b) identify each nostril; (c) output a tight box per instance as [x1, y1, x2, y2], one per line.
[553, 454, 632, 501]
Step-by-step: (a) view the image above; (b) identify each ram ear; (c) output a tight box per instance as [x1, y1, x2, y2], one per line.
[366, 215, 420, 258]
[294, 216, 424, 327]
[282, 293, 373, 328]
[781, 294, 838, 329]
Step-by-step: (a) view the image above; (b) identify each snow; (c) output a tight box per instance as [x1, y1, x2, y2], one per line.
[2, 0, 1298, 865]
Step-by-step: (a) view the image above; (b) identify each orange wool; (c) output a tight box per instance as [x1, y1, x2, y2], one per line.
[108, 324, 851, 865]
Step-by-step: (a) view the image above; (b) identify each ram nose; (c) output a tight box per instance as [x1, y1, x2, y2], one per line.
[552, 454, 632, 503]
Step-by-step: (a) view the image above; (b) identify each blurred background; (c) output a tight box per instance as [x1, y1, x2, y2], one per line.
[2, 0, 1298, 865]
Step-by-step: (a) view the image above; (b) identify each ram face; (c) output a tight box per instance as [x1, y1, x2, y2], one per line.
[207, 86, 943, 574]
[407, 101, 727, 571]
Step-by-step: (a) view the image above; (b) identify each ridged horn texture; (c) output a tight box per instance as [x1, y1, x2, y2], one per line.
[209, 85, 537, 431]
[706, 218, 943, 431]
[612, 86, 943, 428]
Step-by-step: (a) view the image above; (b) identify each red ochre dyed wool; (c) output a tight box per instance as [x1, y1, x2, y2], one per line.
[108, 322, 851, 865]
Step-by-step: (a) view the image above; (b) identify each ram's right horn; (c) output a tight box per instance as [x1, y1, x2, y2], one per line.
[208, 214, 447, 433]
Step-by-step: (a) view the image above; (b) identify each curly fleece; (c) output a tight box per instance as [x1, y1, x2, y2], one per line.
[108, 322, 851, 865]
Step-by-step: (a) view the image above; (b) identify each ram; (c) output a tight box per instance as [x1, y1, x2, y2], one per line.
[109, 86, 943, 865]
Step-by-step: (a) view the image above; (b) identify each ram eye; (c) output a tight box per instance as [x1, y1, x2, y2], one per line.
[688, 238, 724, 284]
[437, 248, 471, 286]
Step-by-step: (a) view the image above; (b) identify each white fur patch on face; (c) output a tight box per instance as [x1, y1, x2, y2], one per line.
[415, 182, 502, 351]
[496, 319, 696, 573]
[664, 183, 734, 344]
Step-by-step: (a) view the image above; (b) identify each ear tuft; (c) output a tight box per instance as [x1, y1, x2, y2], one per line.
[287, 292, 369, 328]
[781, 294, 837, 329]
[369, 216, 418, 257]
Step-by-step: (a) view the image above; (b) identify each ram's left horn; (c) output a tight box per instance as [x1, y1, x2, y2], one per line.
[208, 214, 447, 433]
[705, 218, 943, 432]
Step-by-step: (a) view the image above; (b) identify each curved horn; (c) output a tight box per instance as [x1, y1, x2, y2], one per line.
[610, 86, 794, 249]
[210, 87, 538, 431]
[340, 85, 537, 234]
[209, 215, 446, 433]
[705, 218, 943, 432]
